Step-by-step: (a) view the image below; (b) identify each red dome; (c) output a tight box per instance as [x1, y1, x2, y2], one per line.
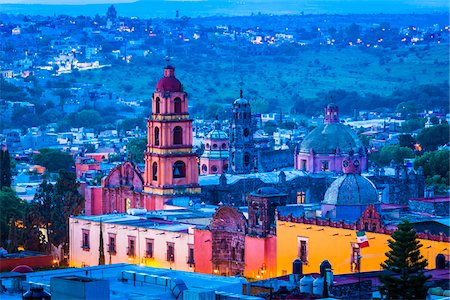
[12, 265, 34, 273]
[155, 65, 183, 92]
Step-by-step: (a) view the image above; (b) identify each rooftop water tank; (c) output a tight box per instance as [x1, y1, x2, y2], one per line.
[292, 258, 303, 275]
[312, 276, 324, 296]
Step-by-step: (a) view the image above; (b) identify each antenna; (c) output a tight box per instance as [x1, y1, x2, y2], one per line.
[239, 81, 243, 98]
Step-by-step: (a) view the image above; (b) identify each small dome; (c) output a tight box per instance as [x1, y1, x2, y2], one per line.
[299, 123, 363, 154]
[233, 97, 249, 106]
[206, 129, 228, 140]
[323, 174, 378, 205]
[155, 65, 183, 92]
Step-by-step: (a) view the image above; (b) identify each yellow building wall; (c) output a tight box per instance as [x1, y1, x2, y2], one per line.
[276, 220, 450, 276]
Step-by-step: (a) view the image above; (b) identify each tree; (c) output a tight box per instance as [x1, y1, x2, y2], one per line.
[127, 138, 146, 163]
[0, 188, 26, 248]
[414, 150, 449, 194]
[0, 147, 12, 189]
[379, 220, 430, 299]
[33, 148, 74, 173]
[31, 180, 54, 252]
[416, 124, 449, 151]
[106, 5, 117, 20]
[398, 134, 416, 150]
[369, 145, 414, 166]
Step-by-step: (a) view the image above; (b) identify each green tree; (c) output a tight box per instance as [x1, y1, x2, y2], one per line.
[31, 180, 54, 252]
[0, 148, 12, 189]
[416, 124, 449, 151]
[127, 138, 146, 163]
[106, 5, 117, 19]
[0, 188, 26, 248]
[379, 220, 430, 299]
[370, 145, 414, 166]
[398, 134, 416, 150]
[33, 148, 74, 173]
[414, 150, 449, 194]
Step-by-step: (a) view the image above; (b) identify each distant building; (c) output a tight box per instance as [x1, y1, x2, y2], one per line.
[199, 120, 229, 175]
[294, 103, 368, 173]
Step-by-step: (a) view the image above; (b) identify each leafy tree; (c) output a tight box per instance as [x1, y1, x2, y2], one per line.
[119, 117, 145, 132]
[30, 180, 54, 252]
[127, 138, 146, 163]
[106, 5, 117, 19]
[401, 118, 426, 133]
[33, 148, 74, 173]
[398, 134, 416, 150]
[0, 188, 26, 248]
[370, 145, 414, 166]
[416, 124, 449, 151]
[0, 147, 12, 189]
[379, 220, 430, 299]
[414, 150, 449, 194]
[395, 101, 417, 119]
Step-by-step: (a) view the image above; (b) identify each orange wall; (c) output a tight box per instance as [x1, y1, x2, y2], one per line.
[276, 220, 450, 275]
[193, 229, 213, 274]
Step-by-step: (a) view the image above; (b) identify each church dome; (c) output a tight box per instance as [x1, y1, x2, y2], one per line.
[299, 123, 363, 154]
[155, 65, 183, 92]
[206, 129, 228, 140]
[322, 174, 378, 205]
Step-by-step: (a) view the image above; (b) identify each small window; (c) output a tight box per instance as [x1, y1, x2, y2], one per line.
[221, 143, 227, 149]
[174, 98, 182, 113]
[127, 237, 136, 257]
[154, 127, 160, 146]
[297, 191, 306, 204]
[82, 229, 90, 250]
[211, 165, 218, 173]
[206, 143, 210, 149]
[187, 244, 194, 265]
[244, 152, 251, 166]
[301, 159, 307, 171]
[152, 162, 158, 181]
[167, 242, 175, 262]
[146, 239, 154, 258]
[202, 164, 207, 172]
[321, 160, 329, 172]
[173, 126, 183, 145]
[244, 128, 250, 137]
[108, 234, 116, 255]
[298, 237, 308, 263]
[155, 97, 161, 113]
[213, 144, 218, 149]
[173, 161, 186, 178]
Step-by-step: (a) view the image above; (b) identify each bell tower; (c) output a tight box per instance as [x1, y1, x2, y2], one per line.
[228, 90, 255, 174]
[144, 65, 200, 209]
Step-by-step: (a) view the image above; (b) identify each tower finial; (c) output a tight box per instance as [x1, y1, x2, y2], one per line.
[165, 55, 170, 64]
[239, 81, 243, 98]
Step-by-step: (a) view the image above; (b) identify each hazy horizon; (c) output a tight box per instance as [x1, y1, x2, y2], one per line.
[0, 0, 448, 18]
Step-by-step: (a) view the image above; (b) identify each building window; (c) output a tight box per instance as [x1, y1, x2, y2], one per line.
[206, 143, 210, 149]
[301, 159, 307, 171]
[223, 164, 228, 172]
[351, 242, 361, 272]
[82, 229, 90, 250]
[155, 97, 160, 113]
[187, 244, 194, 265]
[152, 162, 158, 181]
[201, 164, 207, 172]
[108, 234, 116, 255]
[167, 242, 175, 262]
[222, 143, 227, 149]
[213, 144, 218, 149]
[146, 239, 154, 258]
[244, 128, 250, 137]
[154, 127, 160, 146]
[321, 160, 329, 172]
[127, 237, 136, 257]
[173, 126, 183, 145]
[298, 237, 308, 263]
[174, 98, 182, 113]
[297, 191, 306, 204]
[211, 165, 218, 173]
[173, 161, 186, 178]
[244, 152, 251, 166]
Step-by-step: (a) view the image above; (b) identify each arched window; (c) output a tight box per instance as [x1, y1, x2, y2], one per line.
[152, 162, 158, 181]
[211, 165, 218, 173]
[244, 152, 250, 166]
[155, 97, 160, 113]
[243, 128, 250, 137]
[364, 222, 369, 231]
[173, 161, 186, 178]
[154, 127, 160, 146]
[202, 164, 207, 172]
[213, 144, 218, 149]
[174, 97, 182, 113]
[372, 223, 377, 232]
[173, 126, 183, 145]
[221, 143, 227, 149]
